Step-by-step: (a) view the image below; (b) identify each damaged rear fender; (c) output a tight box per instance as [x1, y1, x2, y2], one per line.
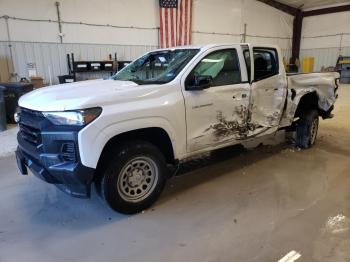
[280, 72, 338, 126]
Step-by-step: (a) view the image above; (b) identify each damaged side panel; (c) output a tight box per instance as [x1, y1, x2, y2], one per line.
[186, 84, 251, 152]
[186, 75, 288, 152]
[249, 73, 287, 130]
[204, 106, 260, 141]
[279, 72, 339, 127]
[182, 45, 339, 157]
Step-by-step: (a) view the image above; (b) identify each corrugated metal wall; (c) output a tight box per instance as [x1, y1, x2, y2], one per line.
[281, 48, 292, 61]
[300, 46, 350, 71]
[0, 41, 292, 84]
[3, 40, 343, 82]
[0, 41, 158, 83]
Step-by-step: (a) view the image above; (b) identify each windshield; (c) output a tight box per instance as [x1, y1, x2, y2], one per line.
[112, 49, 199, 85]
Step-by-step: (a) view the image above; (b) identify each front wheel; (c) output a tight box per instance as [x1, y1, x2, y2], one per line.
[296, 109, 319, 149]
[101, 141, 168, 214]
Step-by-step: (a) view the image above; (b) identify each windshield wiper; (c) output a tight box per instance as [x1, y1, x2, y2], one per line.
[131, 80, 167, 85]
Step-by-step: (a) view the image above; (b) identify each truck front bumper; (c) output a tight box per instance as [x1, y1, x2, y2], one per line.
[15, 107, 95, 198]
[16, 146, 94, 198]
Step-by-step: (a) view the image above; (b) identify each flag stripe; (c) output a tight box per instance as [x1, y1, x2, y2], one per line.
[175, 6, 178, 45]
[159, 8, 164, 48]
[179, 0, 184, 45]
[170, 8, 175, 47]
[184, 0, 188, 45]
[165, 8, 169, 48]
[189, 0, 193, 44]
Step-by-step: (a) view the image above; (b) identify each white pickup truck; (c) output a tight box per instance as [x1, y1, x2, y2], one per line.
[15, 44, 339, 214]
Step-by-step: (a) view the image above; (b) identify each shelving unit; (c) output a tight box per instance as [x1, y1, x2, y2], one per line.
[65, 53, 131, 82]
[336, 56, 350, 84]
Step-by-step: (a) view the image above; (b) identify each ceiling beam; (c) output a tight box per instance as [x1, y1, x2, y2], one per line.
[303, 4, 350, 17]
[256, 0, 299, 16]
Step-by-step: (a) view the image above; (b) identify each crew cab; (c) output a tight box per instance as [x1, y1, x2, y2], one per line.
[15, 44, 339, 214]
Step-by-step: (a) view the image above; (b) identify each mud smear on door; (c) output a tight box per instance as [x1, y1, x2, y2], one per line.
[205, 106, 261, 140]
[190, 106, 261, 151]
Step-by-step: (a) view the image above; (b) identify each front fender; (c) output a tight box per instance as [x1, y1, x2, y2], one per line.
[78, 117, 180, 168]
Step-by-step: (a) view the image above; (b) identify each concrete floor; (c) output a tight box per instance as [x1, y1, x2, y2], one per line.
[0, 124, 18, 158]
[1, 85, 350, 262]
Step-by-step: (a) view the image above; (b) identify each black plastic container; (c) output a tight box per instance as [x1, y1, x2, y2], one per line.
[58, 75, 76, 84]
[117, 61, 131, 71]
[0, 86, 6, 131]
[0, 82, 34, 123]
[73, 61, 89, 72]
[101, 61, 114, 71]
[89, 62, 102, 71]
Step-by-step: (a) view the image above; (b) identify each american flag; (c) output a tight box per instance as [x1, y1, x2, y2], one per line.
[159, 0, 193, 48]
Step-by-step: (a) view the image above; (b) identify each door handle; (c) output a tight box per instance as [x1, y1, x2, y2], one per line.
[233, 94, 247, 99]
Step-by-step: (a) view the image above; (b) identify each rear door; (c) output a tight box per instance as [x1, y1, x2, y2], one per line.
[248, 47, 287, 135]
[181, 45, 250, 153]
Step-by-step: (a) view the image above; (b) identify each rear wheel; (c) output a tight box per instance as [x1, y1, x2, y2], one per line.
[296, 109, 319, 149]
[101, 141, 168, 214]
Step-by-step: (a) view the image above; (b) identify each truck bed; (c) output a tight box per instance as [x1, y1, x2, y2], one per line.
[287, 71, 339, 111]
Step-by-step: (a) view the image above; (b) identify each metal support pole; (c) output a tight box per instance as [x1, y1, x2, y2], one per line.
[291, 10, 303, 64]
[4, 15, 16, 81]
[55, 1, 63, 43]
[157, 27, 160, 48]
[242, 23, 247, 43]
[339, 33, 343, 57]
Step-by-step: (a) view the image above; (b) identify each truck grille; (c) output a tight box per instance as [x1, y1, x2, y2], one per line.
[61, 143, 77, 162]
[19, 108, 43, 146]
[19, 123, 41, 145]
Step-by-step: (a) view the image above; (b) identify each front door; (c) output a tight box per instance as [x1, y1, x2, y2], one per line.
[248, 47, 287, 136]
[182, 46, 251, 153]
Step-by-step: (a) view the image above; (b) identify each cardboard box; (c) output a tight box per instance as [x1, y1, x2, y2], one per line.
[30, 76, 44, 89]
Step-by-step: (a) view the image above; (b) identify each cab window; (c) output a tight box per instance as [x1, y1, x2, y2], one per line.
[186, 49, 241, 87]
[253, 48, 279, 81]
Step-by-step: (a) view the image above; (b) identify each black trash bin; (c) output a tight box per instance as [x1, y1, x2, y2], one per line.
[0, 82, 34, 123]
[0, 86, 6, 131]
[58, 75, 75, 84]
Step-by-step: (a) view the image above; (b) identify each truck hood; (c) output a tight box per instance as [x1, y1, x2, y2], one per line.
[19, 79, 147, 111]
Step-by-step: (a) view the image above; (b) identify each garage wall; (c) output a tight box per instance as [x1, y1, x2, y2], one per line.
[0, 0, 293, 83]
[0, 0, 159, 45]
[192, 0, 292, 49]
[0, 41, 158, 84]
[300, 10, 350, 71]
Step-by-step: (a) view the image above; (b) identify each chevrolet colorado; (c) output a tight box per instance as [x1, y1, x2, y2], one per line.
[15, 44, 339, 214]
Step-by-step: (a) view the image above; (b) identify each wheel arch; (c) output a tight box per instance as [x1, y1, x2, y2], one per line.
[294, 91, 319, 118]
[293, 89, 334, 119]
[93, 127, 176, 183]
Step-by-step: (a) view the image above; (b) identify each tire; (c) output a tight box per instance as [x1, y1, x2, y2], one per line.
[296, 109, 319, 149]
[101, 141, 168, 214]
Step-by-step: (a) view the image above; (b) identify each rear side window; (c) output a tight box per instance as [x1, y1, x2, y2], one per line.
[253, 48, 279, 81]
[186, 49, 241, 87]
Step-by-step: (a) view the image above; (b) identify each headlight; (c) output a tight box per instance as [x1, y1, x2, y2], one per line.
[43, 107, 102, 126]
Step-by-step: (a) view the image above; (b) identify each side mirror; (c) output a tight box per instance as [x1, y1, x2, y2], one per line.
[186, 75, 213, 91]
